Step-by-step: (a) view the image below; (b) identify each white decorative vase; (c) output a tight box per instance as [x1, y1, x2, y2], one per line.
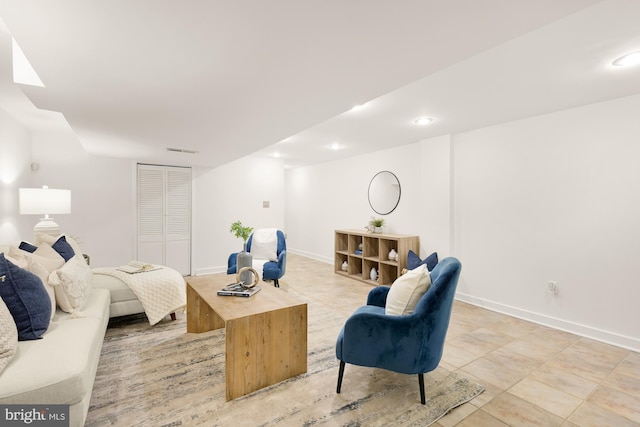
[341, 261, 348, 271]
[370, 267, 378, 281]
[388, 248, 397, 261]
[374, 226, 383, 234]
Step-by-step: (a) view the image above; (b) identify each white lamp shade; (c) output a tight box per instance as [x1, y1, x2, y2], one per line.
[19, 187, 71, 215]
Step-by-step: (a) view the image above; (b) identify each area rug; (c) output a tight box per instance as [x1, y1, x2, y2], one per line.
[87, 305, 484, 426]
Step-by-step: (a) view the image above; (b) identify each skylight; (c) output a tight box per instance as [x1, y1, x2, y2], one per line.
[12, 38, 44, 87]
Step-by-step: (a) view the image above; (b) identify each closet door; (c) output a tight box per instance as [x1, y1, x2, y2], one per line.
[137, 164, 191, 275]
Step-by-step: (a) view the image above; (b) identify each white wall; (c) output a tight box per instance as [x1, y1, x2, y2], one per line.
[0, 107, 33, 243]
[285, 94, 640, 351]
[453, 93, 640, 351]
[419, 135, 452, 257]
[192, 154, 285, 275]
[30, 130, 135, 267]
[285, 141, 449, 262]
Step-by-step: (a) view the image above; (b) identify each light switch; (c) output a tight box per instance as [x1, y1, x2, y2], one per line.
[263, 201, 270, 208]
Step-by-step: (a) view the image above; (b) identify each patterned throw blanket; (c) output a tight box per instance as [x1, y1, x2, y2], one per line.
[92, 266, 186, 325]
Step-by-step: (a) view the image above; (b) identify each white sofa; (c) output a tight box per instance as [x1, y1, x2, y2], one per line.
[91, 269, 184, 323]
[1, 235, 183, 427]
[93, 273, 145, 318]
[0, 239, 136, 426]
[0, 272, 167, 426]
[0, 283, 110, 427]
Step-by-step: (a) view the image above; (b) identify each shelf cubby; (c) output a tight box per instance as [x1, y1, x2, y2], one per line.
[334, 229, 419, 287]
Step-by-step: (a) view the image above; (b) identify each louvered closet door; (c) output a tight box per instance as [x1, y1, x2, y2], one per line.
[137, 164, 191, 275]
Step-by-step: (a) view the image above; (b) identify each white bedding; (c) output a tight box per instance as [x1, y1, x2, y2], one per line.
[92, 266, 186, 325]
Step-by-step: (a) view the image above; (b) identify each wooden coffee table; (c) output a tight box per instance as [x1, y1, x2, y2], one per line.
[186, 274, 307, 400]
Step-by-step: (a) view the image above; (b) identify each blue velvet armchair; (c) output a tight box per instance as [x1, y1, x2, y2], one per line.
[335, 257, 461, 404]
[227, 229, 287, 287]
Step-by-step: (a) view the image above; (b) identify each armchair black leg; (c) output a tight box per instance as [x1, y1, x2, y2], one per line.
[418, 374, 425, 405]
[337, 360, 345, 393]
[274, 279, 280, 287]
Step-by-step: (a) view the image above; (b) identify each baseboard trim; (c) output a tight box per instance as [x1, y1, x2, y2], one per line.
[456, 292, 640, 353]
[288, 248, 332, 264]
[193, 266, 226, 276]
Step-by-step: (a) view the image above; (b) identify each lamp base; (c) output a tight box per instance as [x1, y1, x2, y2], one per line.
[33, 217, 61, 239]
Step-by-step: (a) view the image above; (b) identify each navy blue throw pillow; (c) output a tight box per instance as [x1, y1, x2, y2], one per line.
[51, 236, 75, 262]
[18, 241, 38, 253]
[407, 250, 439, 271]
[0, 254, 51, 340]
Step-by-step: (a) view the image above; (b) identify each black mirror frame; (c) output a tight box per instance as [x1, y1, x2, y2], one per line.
[368, 170, 401, 215]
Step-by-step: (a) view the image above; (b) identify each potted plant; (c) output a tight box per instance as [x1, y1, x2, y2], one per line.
[369, 217, 385, 234]
[230, 220, 253, 249]
[230, 220, 254, 284]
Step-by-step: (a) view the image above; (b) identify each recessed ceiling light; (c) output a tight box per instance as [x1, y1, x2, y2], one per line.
[272, 152, 282, 158]
[413, 117, 434, 126]
[612, 51, 640, 67]
[350, 103, 367, 112]
[328, 143, 343, 150]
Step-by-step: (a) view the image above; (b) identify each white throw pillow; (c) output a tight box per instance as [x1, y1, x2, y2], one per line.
[26, 258, 57, 320]
[385, 264, 432, 316]
[48, 255, 93, 314]
[8, 243, 65, 274]
[36, 233, 84, 260]
[0, 297, 18, 374]
[250, 228, 279, 261]
[64, 235, 84, 260]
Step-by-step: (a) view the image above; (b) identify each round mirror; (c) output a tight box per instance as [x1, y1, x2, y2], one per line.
[368, 171, 401, 215]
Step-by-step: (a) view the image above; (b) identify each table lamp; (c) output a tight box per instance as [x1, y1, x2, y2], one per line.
[19, 185, 71, 238]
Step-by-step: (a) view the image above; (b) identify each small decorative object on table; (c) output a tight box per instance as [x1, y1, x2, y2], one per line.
[230, 220, 254, 286]
[218, 267, 261, 297]
[368, 217, 385, 234]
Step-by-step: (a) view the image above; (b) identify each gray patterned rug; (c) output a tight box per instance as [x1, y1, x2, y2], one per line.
[87, 307, 483, 426]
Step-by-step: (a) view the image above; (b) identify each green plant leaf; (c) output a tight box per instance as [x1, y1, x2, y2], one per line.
[230, 220, 253, 241]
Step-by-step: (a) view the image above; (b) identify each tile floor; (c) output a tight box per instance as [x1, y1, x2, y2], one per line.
[438, 302, 640, 426]
[286, 253, 640, 426]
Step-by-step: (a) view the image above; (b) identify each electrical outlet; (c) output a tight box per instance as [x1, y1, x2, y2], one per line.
[547, 281, 559, 295]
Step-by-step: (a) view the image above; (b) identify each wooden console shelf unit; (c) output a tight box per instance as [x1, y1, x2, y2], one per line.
[334, 229, 419, 286]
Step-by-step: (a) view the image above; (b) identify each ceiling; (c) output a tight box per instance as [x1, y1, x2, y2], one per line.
[1, 0, 639, 169]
